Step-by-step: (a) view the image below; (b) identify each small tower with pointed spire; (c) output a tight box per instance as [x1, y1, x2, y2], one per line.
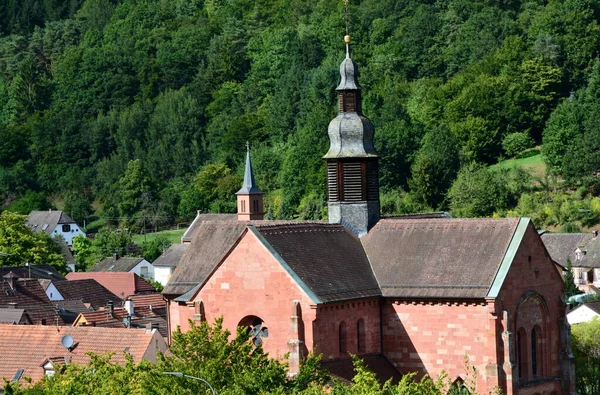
[322, 33, 380, 237]
[236, 143, 264, 221]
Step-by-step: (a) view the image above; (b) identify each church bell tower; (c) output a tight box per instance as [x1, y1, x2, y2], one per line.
[323, 35, 380, 237]
[236, 143, 264, 221]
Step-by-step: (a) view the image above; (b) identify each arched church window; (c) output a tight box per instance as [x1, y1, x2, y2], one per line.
[517, 327, 528, 379]
[357, 319, 365, 353]
[339, 321, 347, 354]
[238, 316, 269, 347]
[531, 326, 542, 377]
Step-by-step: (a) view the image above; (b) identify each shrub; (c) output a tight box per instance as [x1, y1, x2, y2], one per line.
[502, 132, 534, 158]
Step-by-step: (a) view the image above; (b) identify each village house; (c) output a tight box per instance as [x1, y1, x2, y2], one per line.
[0, 269, 121, 325]
[542, 231, 600, 294]
[26, 210, 85, 247]
[152, 244, 189, 286]
[0, 324, 167, 388]
[163, 35, 575, 395]
[67, 272, 156, 299]
[90, 255, 156, 281]
[567, 300, 600, 325]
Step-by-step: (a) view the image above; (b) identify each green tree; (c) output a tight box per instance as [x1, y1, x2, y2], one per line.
[116, 159, 152, 221]
[6, 190, 50, 214]
[448, 164, 509, 218]
[0, 211, 66, 271]
[571, 317, 600, 395]
[409, 125, 459, 209]
[564, 257, 582, 299]
[72, 234, 97, 271]
[502, 132, 534, 158]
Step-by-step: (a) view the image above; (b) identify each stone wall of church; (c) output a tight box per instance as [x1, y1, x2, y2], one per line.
[496, 223, 570, 395]
[190, 230, 318, 360]
[313, 299, 381, 360]
[380, 223, 570, 395]
[382, 299, 497, 391]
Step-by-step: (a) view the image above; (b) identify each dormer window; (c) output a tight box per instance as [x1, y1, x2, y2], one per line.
[62, 224, 71, 232]
[575, 248, 585, 261]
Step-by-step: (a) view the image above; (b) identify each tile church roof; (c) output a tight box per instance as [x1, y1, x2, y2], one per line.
[362, 218, 521, 298]
[254, 223, 381, 303]
[165, 217, 527, 302]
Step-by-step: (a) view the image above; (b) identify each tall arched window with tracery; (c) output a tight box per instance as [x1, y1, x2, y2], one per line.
[515, 292, 549, 381]
[339, 321, 347, 354]
[357, 319, 365, 353]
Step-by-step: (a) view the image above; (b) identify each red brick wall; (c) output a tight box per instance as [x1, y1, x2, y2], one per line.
[189, 230, 317, 358]
[167, 299, 195, 338]
[497, 223, 567, 395]
[381, 223, 568, 395]
[382, 299, 498, 391]
[313, 299, 381, 360]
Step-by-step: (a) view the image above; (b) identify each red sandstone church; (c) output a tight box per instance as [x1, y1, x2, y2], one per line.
[164, 35, 575, 395]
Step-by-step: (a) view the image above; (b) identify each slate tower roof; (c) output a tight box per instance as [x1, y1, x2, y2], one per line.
[236, 143, 263, 195]
[324, 35, 380, 237]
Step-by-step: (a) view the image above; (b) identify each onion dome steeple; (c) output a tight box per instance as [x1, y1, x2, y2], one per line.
[323, 34, 380, 237]
[236, 143, 264, 221]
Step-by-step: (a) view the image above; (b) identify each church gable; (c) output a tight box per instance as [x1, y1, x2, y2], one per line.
[192, 228, 318, 356]
[495, 222, 568, 387]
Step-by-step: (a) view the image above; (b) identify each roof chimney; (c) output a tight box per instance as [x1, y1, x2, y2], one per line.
[4, 272, 18, 290]
[124, 299, 134, 316]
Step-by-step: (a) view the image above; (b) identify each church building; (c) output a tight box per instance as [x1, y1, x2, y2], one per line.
[164, 34, 575, 395]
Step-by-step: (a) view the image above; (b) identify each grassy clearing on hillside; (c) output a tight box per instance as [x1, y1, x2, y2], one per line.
[132, 229, 185, 245]
[490, 153, 545, 178]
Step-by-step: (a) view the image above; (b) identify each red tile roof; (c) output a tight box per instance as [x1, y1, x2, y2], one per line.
[66, 272, 155, 298]
[0, 278, 65, 325]
[0, 324, 167, 385]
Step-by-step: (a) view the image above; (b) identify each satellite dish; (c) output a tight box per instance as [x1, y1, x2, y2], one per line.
[61, 334, 74, 350]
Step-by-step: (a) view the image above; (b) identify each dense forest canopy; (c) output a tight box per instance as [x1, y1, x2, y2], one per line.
[2, 0, 600, 231]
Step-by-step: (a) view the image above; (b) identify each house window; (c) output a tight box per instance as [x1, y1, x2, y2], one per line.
[241, 200, 246, 213]
[357, 319, 365, 353]
[62, 224, 71, 232]
[140, 266, 149, 278]
[339, 321, 347, 354]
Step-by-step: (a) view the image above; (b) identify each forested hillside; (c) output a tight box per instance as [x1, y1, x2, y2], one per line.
[2, 0, 600, 231]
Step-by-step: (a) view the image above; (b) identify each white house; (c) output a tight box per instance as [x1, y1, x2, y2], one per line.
[27, 210, 85, 247]
[152, 244, 188, 286]
[89, 256, 155, 280]
[567, 300, 600, 324]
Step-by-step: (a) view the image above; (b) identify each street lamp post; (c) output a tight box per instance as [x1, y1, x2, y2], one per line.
[162, 372, 216, 395]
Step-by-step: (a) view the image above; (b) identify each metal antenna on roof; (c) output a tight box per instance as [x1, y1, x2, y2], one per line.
[344, 0, 350, 35]
[343, 0, 351, 58]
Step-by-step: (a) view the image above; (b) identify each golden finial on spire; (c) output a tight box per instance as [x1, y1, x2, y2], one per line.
[344, 35, 351, 44]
